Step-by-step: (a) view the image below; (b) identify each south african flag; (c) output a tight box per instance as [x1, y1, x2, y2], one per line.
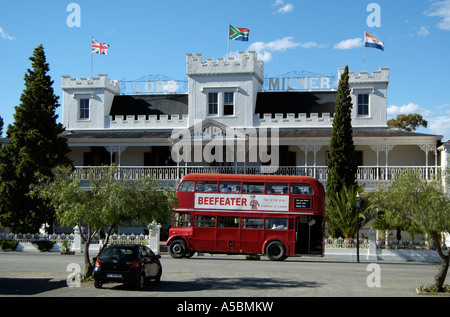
[229, 25, 249, 41]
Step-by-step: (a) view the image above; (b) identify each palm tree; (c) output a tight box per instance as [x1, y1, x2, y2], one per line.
[325, 185, 372, 239]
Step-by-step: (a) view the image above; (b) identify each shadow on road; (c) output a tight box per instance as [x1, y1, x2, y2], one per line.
[160, 277, 322, 292]
[0, 277, 67, 295]
[101, 277, 322, 293]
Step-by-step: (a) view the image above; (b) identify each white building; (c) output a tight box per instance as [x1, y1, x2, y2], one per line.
[60, 51, 443, 190]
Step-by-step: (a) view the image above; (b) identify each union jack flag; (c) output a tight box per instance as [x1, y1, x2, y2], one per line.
[92, 38, 110, 55]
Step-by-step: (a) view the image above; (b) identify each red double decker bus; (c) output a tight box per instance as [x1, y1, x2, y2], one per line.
[167, 174, 325, 261]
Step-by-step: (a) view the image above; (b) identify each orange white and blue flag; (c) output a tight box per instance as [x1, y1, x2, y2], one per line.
[364, 32, 384, 51]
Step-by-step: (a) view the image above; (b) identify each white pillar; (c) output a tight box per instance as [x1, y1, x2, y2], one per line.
[73, 226, 82, 254]
[148, 221, 161, 255]
[367, 226, 378, 261]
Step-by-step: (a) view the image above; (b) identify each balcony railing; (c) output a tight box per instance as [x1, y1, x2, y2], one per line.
[73, 165, 442, 184]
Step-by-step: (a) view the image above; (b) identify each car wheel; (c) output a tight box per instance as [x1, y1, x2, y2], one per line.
[135, 273, 145, 290]
[94, 280, 103, 289]
[266, 241, 287, 261]
[169, 239, 187, 258]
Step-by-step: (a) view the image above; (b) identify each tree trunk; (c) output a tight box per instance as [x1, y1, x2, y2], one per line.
[82, 226, 97, 277]
[83, 241, 92, 277]
[99, 225, 115, 254]
[433, 235, 449, 292]
[396, 227, 402, 242]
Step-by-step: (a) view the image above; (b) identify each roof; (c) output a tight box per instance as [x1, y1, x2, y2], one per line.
[181, 173, 320, 184]
[110, 94, 188, 118]
[278, 129, 442, 140]
[255, 91, 337, 117]
[60, 129, 441, 141]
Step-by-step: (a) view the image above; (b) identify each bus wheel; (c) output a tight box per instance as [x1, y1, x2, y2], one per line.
[266, 241, 286, 261]
[169, 239, 187, 258]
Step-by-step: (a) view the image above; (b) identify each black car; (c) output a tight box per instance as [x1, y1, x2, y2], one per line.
[93, 244, 162, 290]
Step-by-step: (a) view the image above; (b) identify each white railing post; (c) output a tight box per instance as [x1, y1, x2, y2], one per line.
[367, 227, 377, 261]
[73, 226, 82, 254]
[148, 221, 161, 254]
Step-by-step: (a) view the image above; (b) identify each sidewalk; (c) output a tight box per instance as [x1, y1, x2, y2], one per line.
[160, 242, 443, 263]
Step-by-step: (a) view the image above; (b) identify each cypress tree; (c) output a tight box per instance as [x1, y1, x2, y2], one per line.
[326, 66, 357, 195]
[0, 44, 72, 232]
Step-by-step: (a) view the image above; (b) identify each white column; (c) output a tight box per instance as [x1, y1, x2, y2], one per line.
[367, 227, 377, 261]
[148, 221, 161, 255]
[300, 145, 323, 178]
[419, 144, 436, 179]
[73, 226, 82, 254]
[104, 145, 127, 166]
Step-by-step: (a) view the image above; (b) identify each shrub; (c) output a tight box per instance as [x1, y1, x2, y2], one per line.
[35, 240, 56, 252]
[0, 240, 19, 251]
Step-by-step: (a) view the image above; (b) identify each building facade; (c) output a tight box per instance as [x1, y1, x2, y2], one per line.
[60, 51, 444, 190]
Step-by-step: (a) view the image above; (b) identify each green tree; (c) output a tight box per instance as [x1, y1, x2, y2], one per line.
[32, 165, 178, 277]
[387, 113, 428, 132]
[326, 65, 357, 195]
[0, 116, 3, 137]
[373, 171, 450, 292]
[0, 44, 71, 232]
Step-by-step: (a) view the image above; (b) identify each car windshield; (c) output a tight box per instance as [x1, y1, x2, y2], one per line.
[99, 246, 135, 261]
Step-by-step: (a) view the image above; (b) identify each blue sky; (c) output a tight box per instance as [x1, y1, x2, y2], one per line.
[1, 0, 450, 139]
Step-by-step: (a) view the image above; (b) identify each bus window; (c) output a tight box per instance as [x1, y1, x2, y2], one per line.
[195, 181, 217, 193]
[266, 183, 289, 194]
[174, 213, 191, 227]
[265, 218, 288, 230]
[178, 181, 195, 192]
[241, 218, 263, 229]
[196, 181, 218, 192]
[219, 181, 241, 193]
[218, 216, 239, 228]
[194, 216, 216, 227]
[290, 183, 313, 195]
[242, 182, 264, 193]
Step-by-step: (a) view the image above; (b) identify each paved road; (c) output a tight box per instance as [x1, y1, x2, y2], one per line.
[0, 252, 447, 300]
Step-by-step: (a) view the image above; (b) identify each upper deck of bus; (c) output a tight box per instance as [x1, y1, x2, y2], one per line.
[177, 173, 324, 194]
[175, 173, 325, 214]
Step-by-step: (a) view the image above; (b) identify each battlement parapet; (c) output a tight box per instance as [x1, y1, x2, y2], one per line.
[338, 67, 389, 85]
[187, 51, 264, 83]
[61, 74, 121, 94]
[107, 114, 189, 129]
[258, 113, 334, 128]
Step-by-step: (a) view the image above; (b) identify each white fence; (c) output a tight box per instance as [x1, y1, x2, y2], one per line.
[324, 237, 444, 250]
[0, 232, 75, 244]
[0, 224, 161, 255]
[2, 229, 448, 263]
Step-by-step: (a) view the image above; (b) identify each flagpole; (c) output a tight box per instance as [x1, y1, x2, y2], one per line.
[363, 30, 366, 71]
[91, 37, 94, 79]
[227, 22, 230, 61]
